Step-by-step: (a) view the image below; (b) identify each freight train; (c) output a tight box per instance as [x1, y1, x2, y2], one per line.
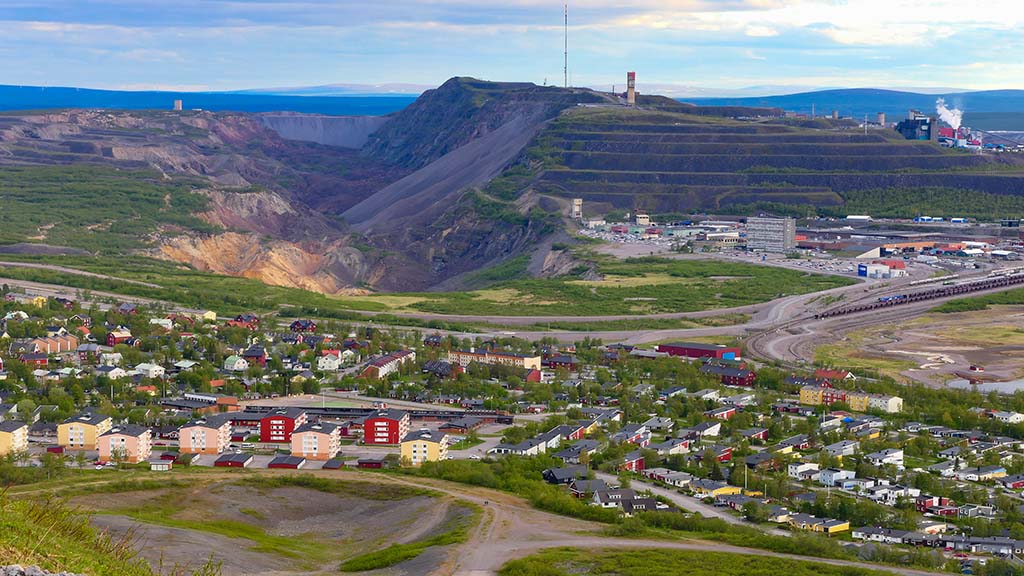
[815, 273, 1024, 319]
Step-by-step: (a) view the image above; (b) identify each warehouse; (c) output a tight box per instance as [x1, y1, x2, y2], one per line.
[655, 342, 741, 360]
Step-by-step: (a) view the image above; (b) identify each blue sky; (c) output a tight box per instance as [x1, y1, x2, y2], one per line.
[1, 0, 1022, 95]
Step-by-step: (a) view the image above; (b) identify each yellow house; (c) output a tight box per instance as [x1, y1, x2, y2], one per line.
[816, 519, 851, 534]
[200, 310, 218, 322]
[30, 296, 48, 308]
[58, 412, 113, 450]
[0, 421, 29, 455]
[691, 480, 742, 498]
[401, 429, 449, 466]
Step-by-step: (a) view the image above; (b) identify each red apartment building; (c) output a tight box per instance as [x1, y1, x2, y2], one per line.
[259, 408, 308, 443]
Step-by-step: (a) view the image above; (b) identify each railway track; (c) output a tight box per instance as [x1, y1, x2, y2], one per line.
[746, 272, 1024, 367]
[815, 273, 1024, 319]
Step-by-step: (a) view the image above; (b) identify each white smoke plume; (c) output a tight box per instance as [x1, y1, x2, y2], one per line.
[935, 97, 962, 131]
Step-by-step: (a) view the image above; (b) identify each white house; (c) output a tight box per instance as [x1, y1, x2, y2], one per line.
[788, 461, 820, 479]
[99, 352, 123, 366]
[94, 365, 128, 380]
[223, 355, 249, 372]
[317, 354, 342, 372]
[865, 448, 904, 469]
[819, 467, 856, 487]
[992, 411, 1024, 424]
[134, 363, 165, 379]
[824, 440, 859, 458]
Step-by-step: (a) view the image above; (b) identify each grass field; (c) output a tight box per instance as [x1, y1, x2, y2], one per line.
[0, 253, 851, 319]
[499, 548, 898, 576]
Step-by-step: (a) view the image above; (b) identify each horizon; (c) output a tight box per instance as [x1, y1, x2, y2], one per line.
[1, 1, 1023, 94]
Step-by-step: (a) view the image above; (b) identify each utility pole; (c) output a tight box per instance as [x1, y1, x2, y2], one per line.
[564, 3, 568, 88]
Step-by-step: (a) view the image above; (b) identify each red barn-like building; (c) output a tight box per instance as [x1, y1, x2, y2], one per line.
[656, 342, 741, 360]
[259, 408, 308, 443]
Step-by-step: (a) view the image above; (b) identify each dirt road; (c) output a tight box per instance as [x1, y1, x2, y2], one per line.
[374, 471, 944, 576]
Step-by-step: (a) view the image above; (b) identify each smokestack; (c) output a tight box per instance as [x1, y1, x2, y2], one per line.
[626, 72, 636, 106]
[876, 112, 886, 126]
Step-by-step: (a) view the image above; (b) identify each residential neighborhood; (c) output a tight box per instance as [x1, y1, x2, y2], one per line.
[0, 292, 1023, 571]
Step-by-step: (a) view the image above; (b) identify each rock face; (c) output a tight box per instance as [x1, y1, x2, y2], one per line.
[259, 113, 389, 149]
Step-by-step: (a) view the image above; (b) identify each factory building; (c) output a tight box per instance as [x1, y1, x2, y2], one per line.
[895, 111, 939, 141]
[745, 217, 796, 252]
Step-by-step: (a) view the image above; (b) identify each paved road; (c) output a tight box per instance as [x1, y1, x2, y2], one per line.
[595, 471, 752, 527]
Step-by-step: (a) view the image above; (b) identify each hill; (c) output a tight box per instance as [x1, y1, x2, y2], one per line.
[686, 88, 1024, 130]
[4, 78, 1024, 295]
[500, 106, 1024, 217]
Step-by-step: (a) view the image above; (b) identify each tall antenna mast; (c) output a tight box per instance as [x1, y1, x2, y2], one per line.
[564, 3, 568, 88]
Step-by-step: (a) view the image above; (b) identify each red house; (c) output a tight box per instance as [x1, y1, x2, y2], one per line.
[19, 353, 47, 367]
[242, 345, 268, 367]
[619, 451, 645, 472]
[289, 319, 317, 333]
[916, 495, 954, 513]
[1002, 475, 1024, 490]
[544, 355, 578, 371]
[705, 406, 737, 420]
[656, 342, 741, 360]
[361, 409, 410, 445]
[259, 408, 308, 443]
[227, 313, 260, 330]
[106, 329, 133, 347]
[525, 369, 543, 383]
[699, 364, 756, 387]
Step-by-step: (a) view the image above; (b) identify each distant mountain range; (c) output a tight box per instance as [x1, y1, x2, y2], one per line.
[2, 84, 1023, 129]
[685, 88, 1024, 126]
[229, 83, 433, 97]
[0, 85, 415, 115]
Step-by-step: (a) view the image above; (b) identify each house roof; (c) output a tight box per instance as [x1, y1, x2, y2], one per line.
[100, 424, 150, 438]
[0, 420, 27, 433]
[62, 411, 111, 426]
[402, 429, 447, 444]
[261, 407, 307, 420]
[215, 453, 253, 465]
[294, 422, 339, 435]
[544, 466, 588, 482]
[269, 455, 306, 467]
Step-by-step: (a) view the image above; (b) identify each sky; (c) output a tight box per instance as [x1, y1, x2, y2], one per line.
[1, 0, 1022, 95]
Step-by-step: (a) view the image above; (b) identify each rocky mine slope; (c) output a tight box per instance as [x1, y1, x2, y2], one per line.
[522, 107, 1024, 214]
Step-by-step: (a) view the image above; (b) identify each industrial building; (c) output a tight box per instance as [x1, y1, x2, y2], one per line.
[745, 217, 796, 252]
[895, 110, 939, 141]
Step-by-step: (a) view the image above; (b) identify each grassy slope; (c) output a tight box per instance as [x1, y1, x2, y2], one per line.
[499, 548, 897, 576]
[0, 165, 216, 253]
[0, 495, 216, 576]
